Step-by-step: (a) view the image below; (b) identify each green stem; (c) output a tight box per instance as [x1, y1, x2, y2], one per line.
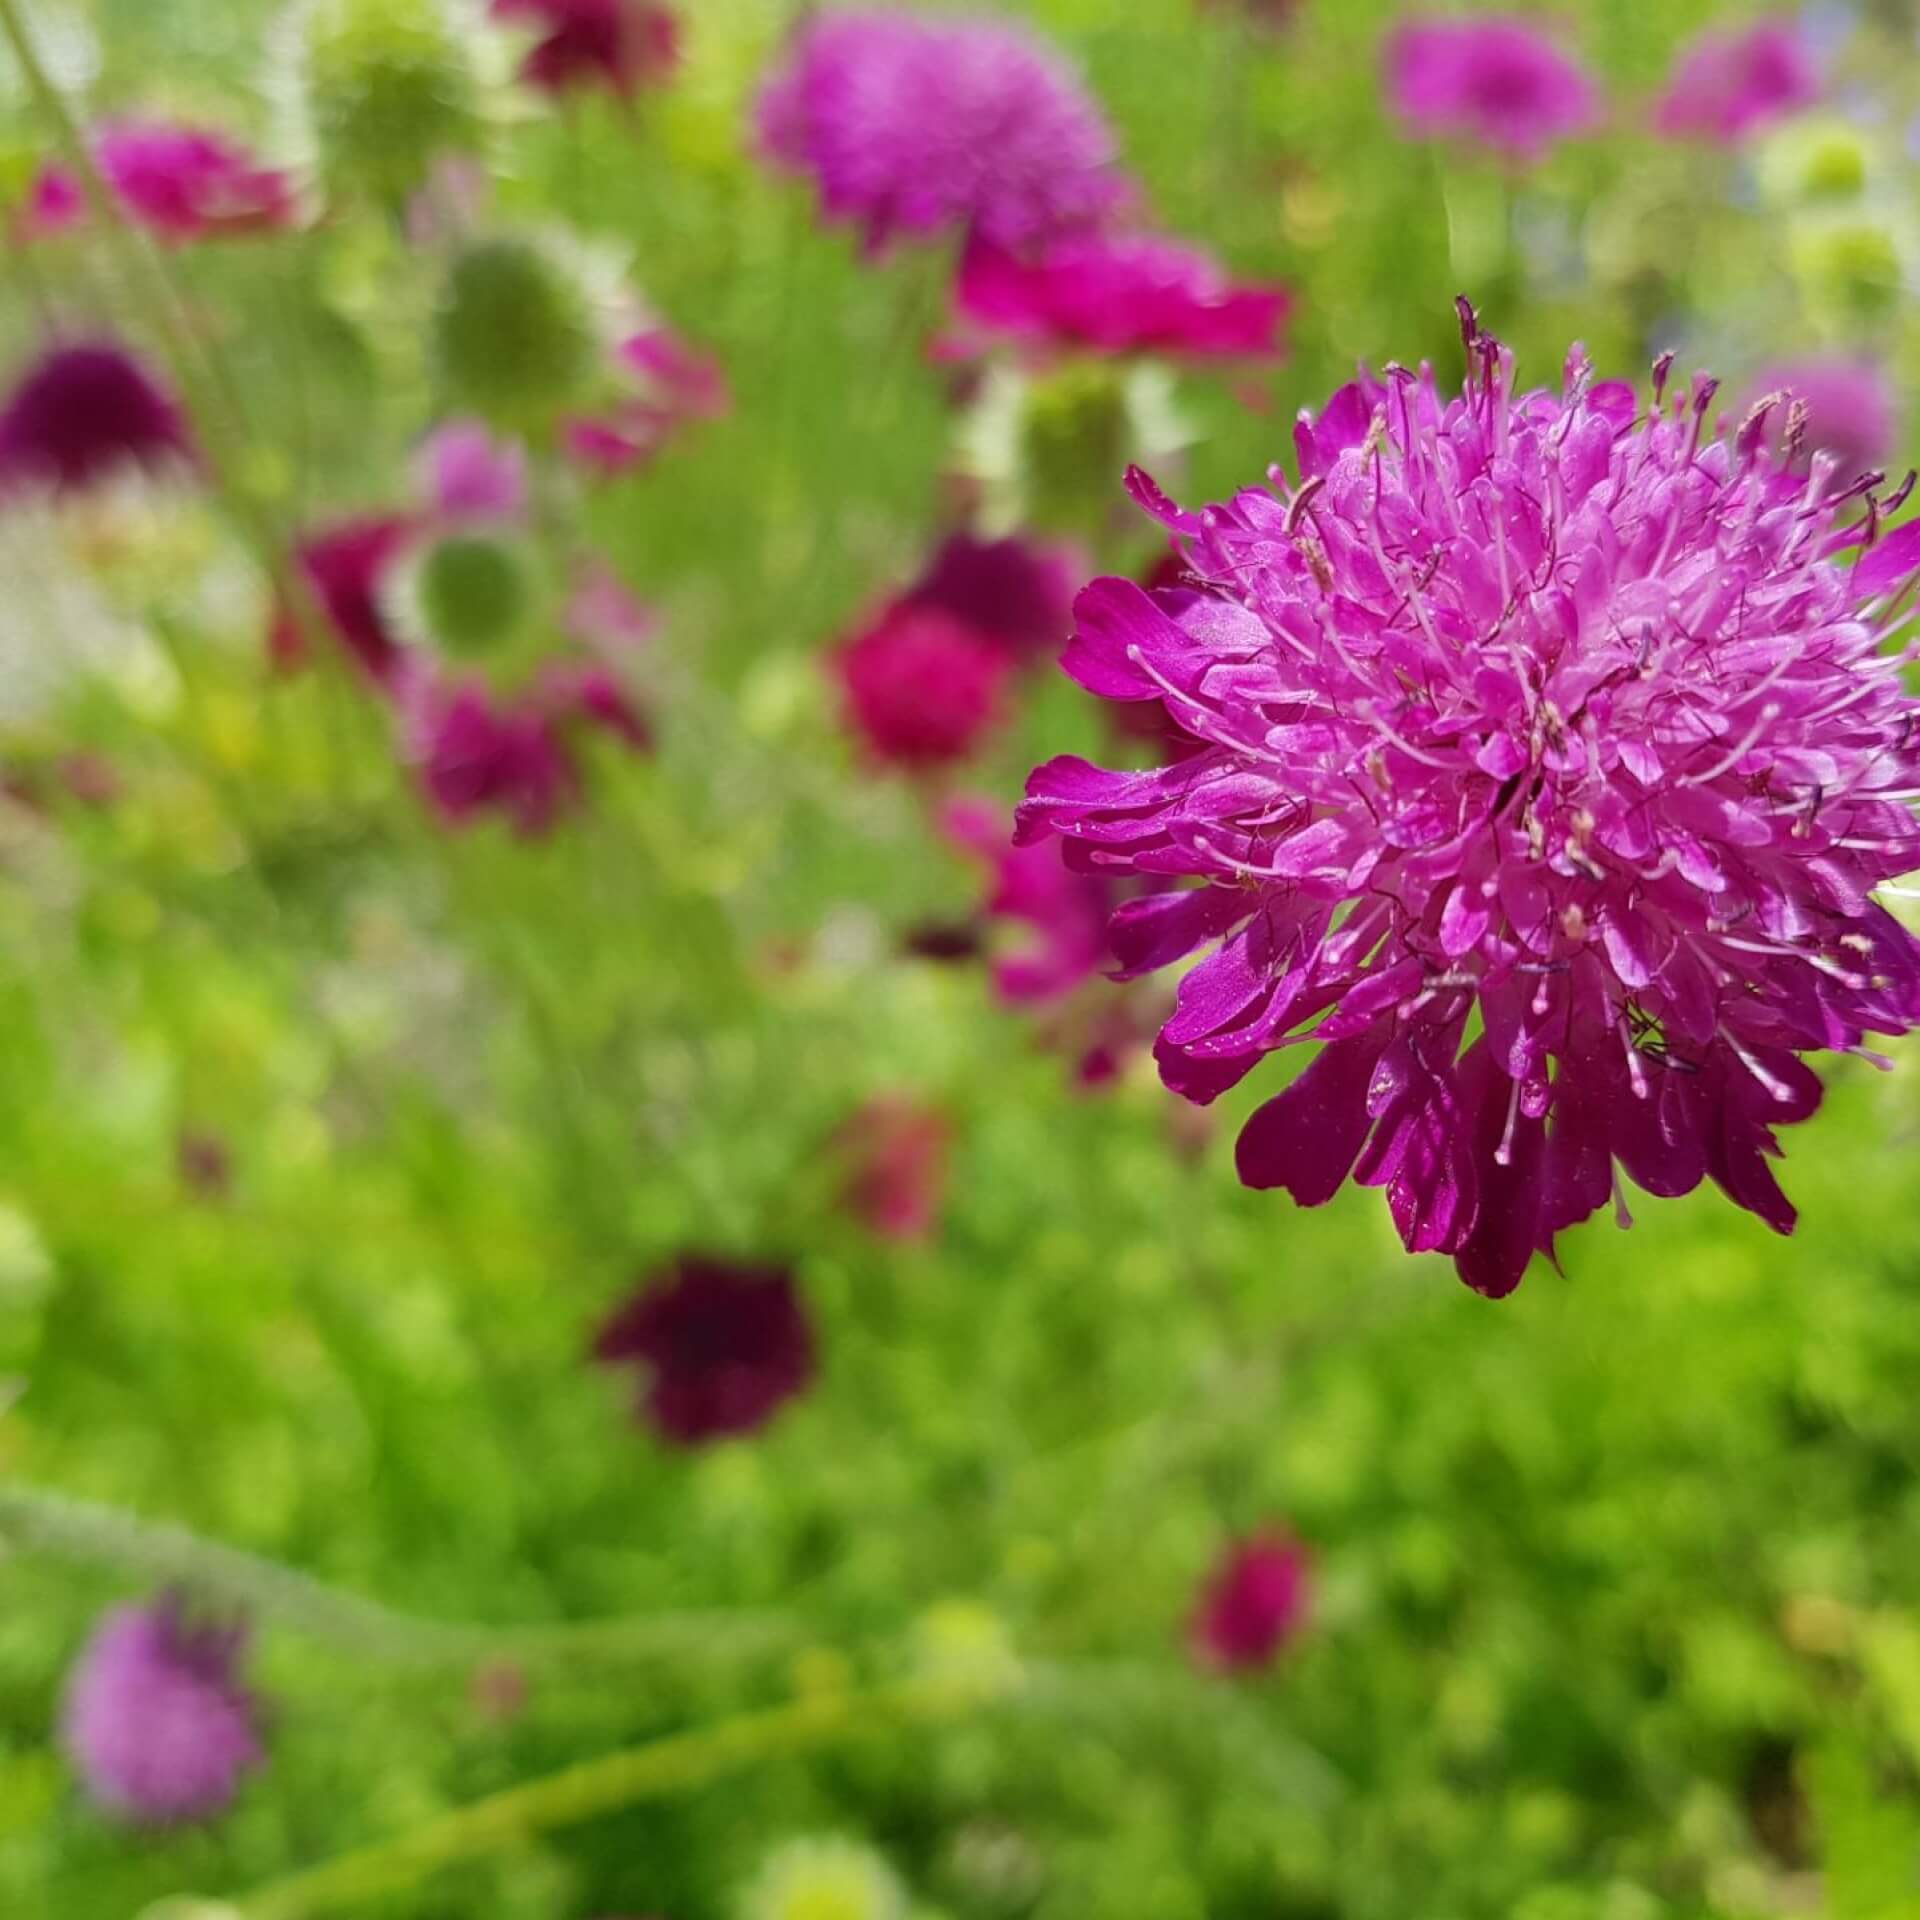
[233, 1673, 999, 1920]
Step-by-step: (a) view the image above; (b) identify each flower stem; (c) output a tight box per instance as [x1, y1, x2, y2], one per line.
[232, 1673, 1002, 1920]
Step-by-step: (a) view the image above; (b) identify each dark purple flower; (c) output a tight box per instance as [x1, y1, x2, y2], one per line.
[592, 1256, 815, 1445]
[904, 532, 1082, 663]
[401, 671, 582, 835]
[1655, 19, 1818, 144]
[951, 233, 1292, 363]
[1384, 16, 1598, 163]
[60, 1599, 264, 1824]
[1750, 357, 1897, 479]
[756, 9, 1127, 254]
[0, 341, 193, 499]
[28, 119, 296, 244]
[1017, 306, 1920, 1297]
[1190, 1533, 1310, 1672]
[490, 0, 680, 100]
[833, 1095, 951, 1241]
[834, 600, 1014, 770]
[272, 515, 417, 681]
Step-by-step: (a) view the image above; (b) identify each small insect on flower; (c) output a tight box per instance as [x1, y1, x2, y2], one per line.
[1017, 302, 1920, 1297]
[1190, 1532, 1311, 1672]
[61, 1598, 265, 1824]
[0, 341, 194, 501]
[1384, 15, 1599, 165]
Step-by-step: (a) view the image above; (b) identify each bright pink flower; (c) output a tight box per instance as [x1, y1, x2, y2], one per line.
[1655, 18, 1817, 144]
[834, 601, 1014, 770]
[29, 119, 295, 243]
[61, 1599, 264, 1824]
[1750, 357, 1898, 479]
[756, 9, 1127, 254]
[564, 327, 728, 478]
[1190, 1533, 1310, 1672]
[273, 516, 416, 681]
[592, 1256, 816, 1446]
[490, 0, 680, 99]
[1017, 305, 1920, 1297]
[1384, 16, 1598, 163]
[834, 1095, 951, 1241]
[0, 340, 194, 499]
[415, 419, 528, 522]
[905, 532, 1081, 663]
[951, 233, 1291, 362]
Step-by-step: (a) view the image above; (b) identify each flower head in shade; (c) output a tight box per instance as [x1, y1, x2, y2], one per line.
[490, 0, 679, 99]
[1655, 18, 1818, 145]
[1384, 16, 1598, 163]
[0, 341, 193, 500]
[592, 1256, 815, 1446]
[1190, 1532, 1310, 1672]
[563, 325, 728, 477]
[272, 514, 416, 680]
[833, 1095, 950, 1242]
[951, 233, 1292, 363]
[28, 119, 296, 243]
[756, 9, 1127, 254]
[1016, 304, 1920, 1296]
[902, 532, 1080, 663]
[1750, 357, 1898, 479]
[60, 1598, 264, 1824]
[834, 600, 1013, 770]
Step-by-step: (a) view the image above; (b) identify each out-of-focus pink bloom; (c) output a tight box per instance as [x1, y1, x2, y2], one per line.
[1384, 16, 1598, 163]
[27, 119, 295, 244]
[834, 601, 1013, 771]
[756, 8, 1127, 254]
[490, 0, 680, 100]
[542, 659, 654, 752]
[0, 340, 194, 500]
[950, 233, 1292, 362]
[416, 419, 528, 523]
[834, 1095, 950, 1241]
[1750, 357, 1898, 478]
[564, 327, 728, 478]
[1190, 1533, 1311, 1672]
[565, 559, 659, 652]
[1654, 18, 1818, 144]
[904, 532, 1081, 663]
[273, 516, 417, 681]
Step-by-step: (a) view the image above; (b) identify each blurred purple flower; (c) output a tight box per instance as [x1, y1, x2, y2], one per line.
[1750, 356, 1897, 477]
[61, 1599, 264, 1824]
[27, 119, 296, 244]
[1017, 306, 1920, 1296]
[1190, 1533, 1310, 1672]
[490, 0, 680, 100]
[904, 532, 1082, 663]
[834, 600, 1014, 770]
[416, 419, 528, 523]
[272, 515, 417, 681]
[1384, 16, 1598, 163]
[0, 340, 194, 500]
[1654, 18, 1818, 144]
[834, 1094, 951, 1242]
[565, 560, 659, 652]
[592, 1256, 816, 1445]
[950, 233, 1292, 363]
[756, 9, 1127, 254]
[564, 327, 728, 478]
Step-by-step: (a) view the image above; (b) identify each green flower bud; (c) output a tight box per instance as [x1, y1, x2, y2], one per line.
[1789, 212, 1905, 330]
[432, 234, 601, 432]
[1759, 115, 1874, 208]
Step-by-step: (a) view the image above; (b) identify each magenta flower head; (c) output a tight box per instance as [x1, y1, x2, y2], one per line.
[833, 1094, 951, 1242]
[904, 532, 1081, 664]
[564, 326, 728, 478]
[952, 233, 1292, 363]
[1384, 16, 1598, 163]
[1016, 303, 1920, 1297]
[60, 1597, 265, 1824]
[756, 9, 1127, 254]
[0, 340, 193, 499]
[592, 1256, 815, 1446]
[490, 0, 680, 100]
[416, 418, 528, 522]
[272, 515, 416, 681]
[1654, 18, 1818, 145]
[1750, 357, 1897, 479]
[29, 119, 296, 244]
[834, 600, 1014, 771]
[1189, 1533, 1310, 1672]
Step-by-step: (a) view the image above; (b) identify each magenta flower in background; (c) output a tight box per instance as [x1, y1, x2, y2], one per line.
[1750, 357, 1898, 478]
[61, 1599, 264, 1824]
[1190, 1533, 1311, 1672]
[950, 233, 1292, 363]
[756, 9, 1128, 254]
[904, 532, 1082, 663]
[592, 1256, 816, 1446]
[490, 0, 680, 100]
[415, 419, 529, 522]
[1017, 306, 1920, 1297]
[564, 327, 728, 478]
[564, 559, 660, 652]
[1654, 18, 1818, 144]
[834, 600, 1014, 771]
[833, 1095, 951, 1242]
[0, 340, 194, 500]
[272, 515, 416, 680]
[1384, 16, 1598, 163]
[27, 119, 296, 244]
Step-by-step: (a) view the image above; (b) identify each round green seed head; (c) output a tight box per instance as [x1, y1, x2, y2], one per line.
[413, 531, 533, 656]
[433, 235, 600, 432]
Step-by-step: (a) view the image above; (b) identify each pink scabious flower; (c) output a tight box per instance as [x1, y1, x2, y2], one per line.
[756, 9, 1127, 255]
[415, 418, 529, 522]
[833, 1095, 951, 1241]
[1189, 1533, 1311, 1672]
[834, 600, 1014, 770]
[490, 0, 680, 100]
[563, 327, 729, 478]
[1654, 18, 1818, 144]
[1016, 304, 1920, 1298]
[904, 532, 1081, 663]
[950, 233, 1292, 363]
[60, 1599, 265, 1824]
[0, 340, 194, 499]
[591, 1256, 816, 1446]
[272, 515, 416, 681]
[27, 119, 296, 244]
[1384, 16, 1599, 163]
[1751, 358, 1898, 480]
